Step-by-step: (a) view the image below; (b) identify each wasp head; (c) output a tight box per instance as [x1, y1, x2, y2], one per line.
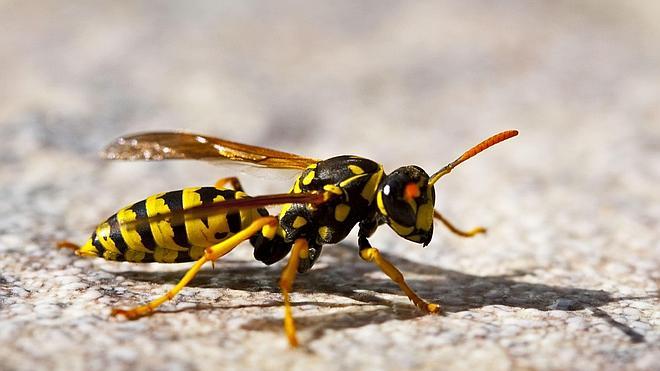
[376, 166, 435, 246]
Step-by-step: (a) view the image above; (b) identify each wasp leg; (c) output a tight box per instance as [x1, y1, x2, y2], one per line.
[111, 216, 278, 320]
[433, 209, 486, 237]
[358, 237, 440, 314]
[279, 238, 309, 347]
[214, 176, 244, 192]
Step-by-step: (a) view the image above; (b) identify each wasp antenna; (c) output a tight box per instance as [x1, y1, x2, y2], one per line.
[429, 130, 519, 185]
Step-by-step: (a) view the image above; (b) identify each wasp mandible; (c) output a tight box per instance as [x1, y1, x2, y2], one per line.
[58, 129, 518, 347]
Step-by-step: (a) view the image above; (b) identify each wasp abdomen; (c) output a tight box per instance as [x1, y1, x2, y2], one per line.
[78, 187, 264, 263]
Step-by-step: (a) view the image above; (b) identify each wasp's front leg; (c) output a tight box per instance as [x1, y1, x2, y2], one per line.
[358, 236, 440, 314]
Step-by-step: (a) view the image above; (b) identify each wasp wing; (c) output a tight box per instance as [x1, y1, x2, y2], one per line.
[121, 192, 326, 229]
[102, 132, 319, 170]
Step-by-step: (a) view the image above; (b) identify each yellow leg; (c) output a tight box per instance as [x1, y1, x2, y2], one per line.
[215, 176, 243, 191]
[279, 238, 309, 348]
[359, 245, 440, 314]
[111, 216, 278, 320]
[434, 209, 486, 237]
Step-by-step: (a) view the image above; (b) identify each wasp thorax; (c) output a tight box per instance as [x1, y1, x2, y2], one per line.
[376, 166, 435, 246]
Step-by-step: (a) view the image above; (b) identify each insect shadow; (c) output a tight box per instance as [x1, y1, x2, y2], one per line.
[113, 243, 645, 344]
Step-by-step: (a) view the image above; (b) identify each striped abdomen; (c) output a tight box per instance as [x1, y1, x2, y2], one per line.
[78, 187, 264, 263]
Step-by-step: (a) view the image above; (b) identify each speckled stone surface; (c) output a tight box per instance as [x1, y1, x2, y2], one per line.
[0, 1, 658, 370]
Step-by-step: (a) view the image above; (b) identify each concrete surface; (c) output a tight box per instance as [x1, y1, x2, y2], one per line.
[0, 1, 658, 370]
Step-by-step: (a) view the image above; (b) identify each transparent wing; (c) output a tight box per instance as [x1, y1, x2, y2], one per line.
[102, 132, 319, 170]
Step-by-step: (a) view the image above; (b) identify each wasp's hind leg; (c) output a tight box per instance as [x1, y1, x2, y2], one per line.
[358, 236, 440, 314]
[278, 238, 309, 347]
[215, 176, 244, 192]
[433, 209, 486, 238]
[111, 216, 279, 320]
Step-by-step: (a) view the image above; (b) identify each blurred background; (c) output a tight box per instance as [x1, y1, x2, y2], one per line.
[0, 1, 658, 370]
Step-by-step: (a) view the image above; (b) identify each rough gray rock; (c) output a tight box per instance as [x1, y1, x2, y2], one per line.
[0, 1, 658, 370]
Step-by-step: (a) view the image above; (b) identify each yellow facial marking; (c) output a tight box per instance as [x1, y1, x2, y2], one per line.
[334, 204, 351, 222]
[390, 220, 414, 236]
[348, 165, 365, 175]
[407, 234, 422, 242]
[360, 169, 383, 202]
[318, 226, 331, 241]
[405, 198, 418, 214]
[302, 170, 315, 186]
[376, 191, 388, 216]
[292, 216, 308, 229]
[416, 202, 434, 231]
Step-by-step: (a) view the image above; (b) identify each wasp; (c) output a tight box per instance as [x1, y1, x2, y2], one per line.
[58, 129, 518, 347]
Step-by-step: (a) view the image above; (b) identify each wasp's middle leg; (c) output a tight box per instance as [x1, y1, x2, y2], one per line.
[278, 238, 309, 347]
[111, 216, 279, 320]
